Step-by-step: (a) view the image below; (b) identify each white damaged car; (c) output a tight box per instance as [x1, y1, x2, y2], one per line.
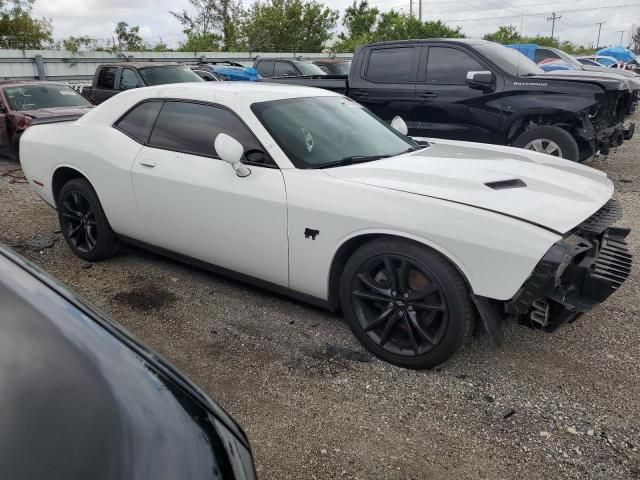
[20, 83, 632, 368]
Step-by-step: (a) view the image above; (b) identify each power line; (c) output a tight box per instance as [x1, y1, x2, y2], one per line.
[444, 2, 640, 23]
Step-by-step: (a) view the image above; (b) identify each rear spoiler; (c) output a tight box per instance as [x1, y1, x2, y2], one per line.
[31, 114, 85, 126]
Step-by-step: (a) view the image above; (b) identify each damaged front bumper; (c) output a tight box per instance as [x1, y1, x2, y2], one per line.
[505, 199, 632, 331]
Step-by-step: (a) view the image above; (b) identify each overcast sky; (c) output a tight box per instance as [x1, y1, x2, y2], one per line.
[32, 0, 640, 49]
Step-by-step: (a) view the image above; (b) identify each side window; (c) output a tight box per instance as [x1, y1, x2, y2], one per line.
[256, 61, 274, 77]
[274, 62, 298, 76]
[534, 49, 560, 63]
[148, 101, 268, 164]
[97, 67, 117, 89]
[366, 47, 413, 82]
[316, 64, 329, 73]
[115, 101, 163, 144]
[426, 47, 484, 84]
[120, 69, 138, 90]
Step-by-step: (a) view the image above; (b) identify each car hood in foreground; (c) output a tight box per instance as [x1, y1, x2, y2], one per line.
[22, 106, 94, 118]
[323, 139, 613, 234]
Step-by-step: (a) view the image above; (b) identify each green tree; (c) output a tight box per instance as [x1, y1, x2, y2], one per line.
[172, 0, 242, 52]
[151, 39, 171, 52]
[114, 21, 146, 51]
[333, 0, 378, 51]
[61, 35, 98, 54]
[632, 26, 640, 53]
[483, 25, 521, 44]
[0, 0, 52, 49]
[242, 0, 338, 52]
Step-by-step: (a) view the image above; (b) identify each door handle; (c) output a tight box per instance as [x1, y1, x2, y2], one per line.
[139, 160, 156, 168]
[353, 90, 368, 98]
[418, 92, 438, 99]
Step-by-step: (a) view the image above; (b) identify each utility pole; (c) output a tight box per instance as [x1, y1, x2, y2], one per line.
[616, 30, 625, 45]
[546, 12, 561, 40]
[410, 0, 413, 17]
[595, 21, 605, 48]
[418, 0, 422, 21]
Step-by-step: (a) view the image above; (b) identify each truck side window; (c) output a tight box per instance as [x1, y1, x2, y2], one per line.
[426, 47, 483, 84]
[115, 101, 163, 144]
[256, 61, 274, 77]
[274, 62, 298, 76]
[366, 47, 413, 83]
[120, 69, 138, 90]
[97, 67, 118, 89]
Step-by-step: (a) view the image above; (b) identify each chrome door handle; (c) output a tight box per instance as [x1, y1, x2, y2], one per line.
[140, 160, 156, 168]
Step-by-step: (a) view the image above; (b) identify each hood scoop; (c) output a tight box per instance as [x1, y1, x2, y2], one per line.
[485, 179, 527, 190]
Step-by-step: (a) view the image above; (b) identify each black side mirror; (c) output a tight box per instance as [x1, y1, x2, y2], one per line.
[466, 70, 494, 90]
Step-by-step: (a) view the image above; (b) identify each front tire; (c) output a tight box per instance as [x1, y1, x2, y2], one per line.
[512, 126, 580, 161]
[57, 178, 119, 261]
[340, 238, 474, 369]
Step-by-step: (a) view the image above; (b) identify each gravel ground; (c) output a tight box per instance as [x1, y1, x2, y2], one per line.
[1, 125, 639, 479]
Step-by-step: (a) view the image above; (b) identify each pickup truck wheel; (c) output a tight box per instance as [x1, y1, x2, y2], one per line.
[340, 239, 474, 369]
[513, 126, 579, 161]
[57, 178, 119, 262]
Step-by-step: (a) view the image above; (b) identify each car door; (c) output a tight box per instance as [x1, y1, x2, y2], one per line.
[413, 45, 500, 142]
[349, 45, 418, 127]
[130, 100, 289, 287]
[93, 66, 118, 104]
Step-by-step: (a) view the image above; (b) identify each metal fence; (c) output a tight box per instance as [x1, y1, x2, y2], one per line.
[0, 50, 353, 83]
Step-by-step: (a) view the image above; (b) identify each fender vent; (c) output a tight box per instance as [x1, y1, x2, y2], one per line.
[485, 179, 527, 190]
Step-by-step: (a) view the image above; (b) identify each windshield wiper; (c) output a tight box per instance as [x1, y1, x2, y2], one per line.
[312, 154, 392, 169]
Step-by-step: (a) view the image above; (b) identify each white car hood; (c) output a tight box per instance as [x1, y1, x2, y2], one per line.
[324, 139, 613, 234]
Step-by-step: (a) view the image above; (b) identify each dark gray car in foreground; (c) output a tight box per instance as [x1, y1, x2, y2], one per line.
[0, 243, 256, 480]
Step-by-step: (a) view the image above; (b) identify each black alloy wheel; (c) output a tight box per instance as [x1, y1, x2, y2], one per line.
[350, 254, 448, 357]
[61, 190, 98, 254]
[57, 178, 119, 261]
[340, 239, 474, 369]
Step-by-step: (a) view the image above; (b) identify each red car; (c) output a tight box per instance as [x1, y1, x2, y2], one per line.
[0, 81, 93, 160]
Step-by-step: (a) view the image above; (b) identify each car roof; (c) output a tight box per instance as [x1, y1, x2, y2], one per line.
[366, 38, 490, 47]
[118, 81, 340, 104]
[312, 58, 351, 64]
[98, 62, 182, 68]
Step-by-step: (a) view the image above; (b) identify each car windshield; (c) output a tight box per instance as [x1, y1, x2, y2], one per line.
[252, 96, 418, 169]
[552, 49, 583, 68]
[294, 62, 327, 76]
[138, 66, 204, 86]
[476, 43, 543, 76]
[3, 84, 91, 111]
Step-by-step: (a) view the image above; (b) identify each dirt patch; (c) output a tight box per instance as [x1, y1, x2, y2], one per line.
[112, 283, 177, 311]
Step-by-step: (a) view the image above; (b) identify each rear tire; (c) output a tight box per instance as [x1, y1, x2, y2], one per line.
[512, 126, 579, 161]
[340, 238, 474, 369]
[57, 178, 119, 261]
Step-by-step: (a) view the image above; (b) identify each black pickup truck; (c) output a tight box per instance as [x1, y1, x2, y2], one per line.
[266, 39, 635, 161]
[81, 62, 203, 105]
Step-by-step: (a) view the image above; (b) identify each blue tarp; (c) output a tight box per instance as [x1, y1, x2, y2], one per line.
[596, 46, 636, 62]
[210, 66, 261, 81]
[505, 44, 537, 61]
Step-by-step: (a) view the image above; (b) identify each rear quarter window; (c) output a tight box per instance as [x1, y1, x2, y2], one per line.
[115, 101, 163, 144]
[366, 47, 414, 83]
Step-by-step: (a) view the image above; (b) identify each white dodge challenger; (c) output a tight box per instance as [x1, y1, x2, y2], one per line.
[20, 83, 632, 368]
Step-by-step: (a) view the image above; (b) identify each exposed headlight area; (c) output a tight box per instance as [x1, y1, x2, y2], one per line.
[506, 199, 632, 331]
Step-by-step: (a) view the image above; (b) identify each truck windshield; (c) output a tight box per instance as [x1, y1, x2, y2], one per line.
[138, 66, 204, 86]
[3, 84, 91, 111]
[251, 96, 419, 169]
[476, 43, 543, 76]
